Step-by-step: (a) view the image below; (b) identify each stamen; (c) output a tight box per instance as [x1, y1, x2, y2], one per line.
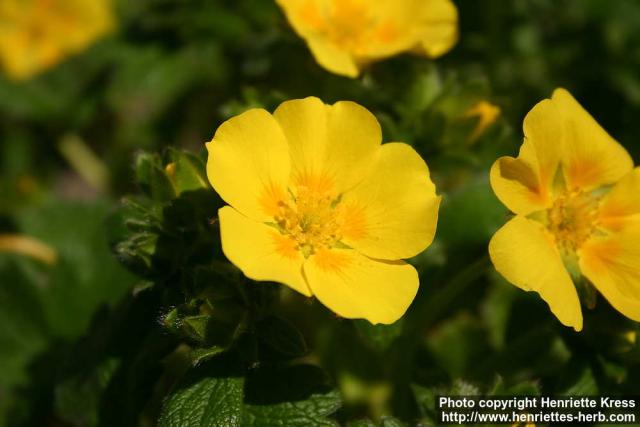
[273, 182, 343, 258]
[546, 189, 600, 252]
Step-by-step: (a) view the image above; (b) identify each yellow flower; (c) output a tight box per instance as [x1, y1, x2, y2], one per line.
[464, 100, 501, 143]
[206, 97, 440, 324]
[623, 330, 636, 345]
[489, 88, 640, 332]
[275, 0, 458, 78]
[0, 234, 58, 265]
[0, 0, 114, 81]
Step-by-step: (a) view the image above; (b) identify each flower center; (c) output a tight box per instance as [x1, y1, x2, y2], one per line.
[547, 190, 600, 252]
[273, 184, 342, 258]
[300, 0, 392, 53]
[324, 1, 372, 50]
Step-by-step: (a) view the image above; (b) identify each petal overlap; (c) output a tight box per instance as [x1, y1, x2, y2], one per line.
[580, 229, 640, 322]
[219, 206, 310, 296]
[490, 99, 563, 216]
[206, 109, 291, 222]
[489, 88, 639, 329]
[489, 216, 583, 331]
[304, 248, 419, 324]
[340, 143, 440, 260]
[551, 88, 633, 190]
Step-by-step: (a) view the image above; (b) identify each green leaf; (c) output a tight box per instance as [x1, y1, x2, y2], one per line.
[158, 366, 244, 427]
[346, 420, 377, 427]
[354, 319, 403, 352]
[488, 376, 540, 396]
[108, 187, 224, 280]
[345, 416, 407, 427]
[162, 307, 182, 334]
[481, 282, 517, 350]
[54, 358, 120, 427]
[190, 346, 227, 367]
[243, 364, 341, 426]
[134, 152, 177, 202]
[168, 296, 244, 349]
[257, 315, 308, 359]
[0, 257, 49, 389]
[426, 313, 492, 379]
[16, 199, 136, 338]
[560, 363, 599, 396]
[412, 383, 438, 423]
[437, 177, 507, 247]
[399, 64, 443, 117]
[450, 379, 481, 396]
[184, 315, 211, 343]
[380, 416, 407, 427]
[0, 199, 136, 393]
[107, 44, 226, 129]
[2, 280, 172, 427]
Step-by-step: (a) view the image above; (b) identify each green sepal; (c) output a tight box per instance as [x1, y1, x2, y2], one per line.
[166, 148, 209, 195]
[135, 151, 177, 202]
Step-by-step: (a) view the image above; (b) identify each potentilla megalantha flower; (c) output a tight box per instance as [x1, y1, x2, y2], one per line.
[275, 0, 458, 78]
[489, 88, 640, 331]
[0, 0, 114, 81]
[206, 97, 440, 324]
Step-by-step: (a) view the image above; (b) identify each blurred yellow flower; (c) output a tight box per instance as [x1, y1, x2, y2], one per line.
[206, 97, 440, 324]
[0, 0, 114, 81]
[489, 88, 640, 331]
[275, 0, 458, 78]
[624, 330, 636, 345]
[0, 234, 58, 265]
[464, 100, 501, 143]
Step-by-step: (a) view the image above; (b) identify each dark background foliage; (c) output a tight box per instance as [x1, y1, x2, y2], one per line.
[1, 0, 639, 426]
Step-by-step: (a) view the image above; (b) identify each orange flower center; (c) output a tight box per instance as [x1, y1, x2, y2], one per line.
[273, 184, 343, 258]
[324, 0, 370, 50]
[299, 0, 397, 54]
[547, 190, 600, 252]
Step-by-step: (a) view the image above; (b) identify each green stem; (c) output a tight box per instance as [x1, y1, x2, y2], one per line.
[390, 255, 491, 417]
[414, 255, 491, 332]
[58, 134, 109, 193]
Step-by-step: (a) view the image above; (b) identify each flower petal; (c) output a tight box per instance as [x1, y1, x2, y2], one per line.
[0, 0, 114, 80]
[303, 248, 418, 324]
[489, 216, 583, 331]
[551, 88, 633, 190]
[418, 0, 458, 57]
[275, 0, 360, 77]
[350, 0, 426, 58]
[306, 38, 360, 77]
[218, 206, 310, 297]
[579, 228, 640, 322]
[274, 0, 322, 39]
[489, 99, 562, 215]
[273, 98, 381, 194]
[339, 142, 440, 260]
[598, 167, 640, 232]
[206, 109, 290, 222]
[273, 96, 328, 182]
